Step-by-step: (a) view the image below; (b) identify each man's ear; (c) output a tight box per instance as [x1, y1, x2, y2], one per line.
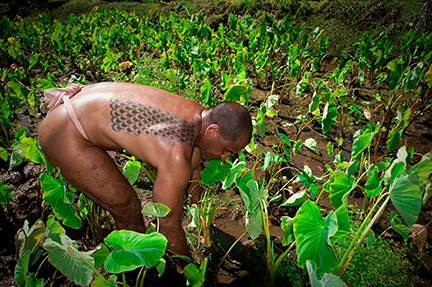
[205, 124, 220, 136]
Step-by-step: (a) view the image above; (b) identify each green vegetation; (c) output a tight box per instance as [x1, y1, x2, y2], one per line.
[1, 1, 431, 286]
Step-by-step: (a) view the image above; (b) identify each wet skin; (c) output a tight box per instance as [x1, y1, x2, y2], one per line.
[38, 82, 248, 264]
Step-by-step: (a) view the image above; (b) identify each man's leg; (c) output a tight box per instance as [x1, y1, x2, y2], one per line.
[38, 106, 145, 232]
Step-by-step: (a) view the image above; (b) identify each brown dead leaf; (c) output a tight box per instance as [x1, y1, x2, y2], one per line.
[408, 224, 427, 250]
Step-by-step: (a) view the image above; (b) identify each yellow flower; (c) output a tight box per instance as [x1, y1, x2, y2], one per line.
[8, 37, 15, 42]
[93, 6, 99, 11]
[118, 61, 133, 70]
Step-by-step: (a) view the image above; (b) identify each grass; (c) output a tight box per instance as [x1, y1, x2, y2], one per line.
[331, 208, 426, 287]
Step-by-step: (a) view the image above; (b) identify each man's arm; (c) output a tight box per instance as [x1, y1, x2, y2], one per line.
[188, 147, 203, 204]
[152, 155, 193, 267]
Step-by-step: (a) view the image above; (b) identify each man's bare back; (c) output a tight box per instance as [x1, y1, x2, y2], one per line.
[38, 82, 252, 265]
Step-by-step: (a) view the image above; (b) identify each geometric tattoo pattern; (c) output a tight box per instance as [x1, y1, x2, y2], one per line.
[109, 98, 195, 146]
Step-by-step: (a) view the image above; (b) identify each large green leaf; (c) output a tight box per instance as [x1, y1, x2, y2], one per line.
[390, 212, 409, 239]
[39, 173, 82, 228]
[306, 260, 344, 287]
[388, 61, 403, 90]
[406, 160, 432, 190]
[425, 65, 432, 88]
[389, 171, 422, 227]
[223, 84, 248, 102]
[331, 197, 350, 245]
[329, 171, 356, 209]
[123, 156, 141, 185]
[104, 230, 167, 273]
[293, 201, 339, 274]
[304, 138, 320, 155]
[141, 202, 171, 218]
[351, 132, 374, 159]
[184, 258, 207, 287]
[222, 155, 246, 189]
[24, 273, 44, 287]
[15, 250, 31, 287]
[92, 275, 118, 287]
[0, 181, 12, 204]
[43, 233, 95, 286]
[200, 158, 232, 185]
[281, 190, 307, 207]
[281, 216, 294, 246]
[321, 102, 337, 134]
[200, 78, 211, 105]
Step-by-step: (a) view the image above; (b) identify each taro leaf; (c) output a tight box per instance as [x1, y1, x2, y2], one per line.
[155, 258, 166, 276]
[0, 181, 12, 204]
[390, 212, 409, 239]
[243, 180, 266, 239]
[200, 78, 211, 105]
[293, 139, 302, 155]
[123, 156, 141, 185]
[386, 127, 402, 152]
[278, 133, 292, 147]
[321, 102, 337, 134]
[10, 144, 23, 169]
[364, 165, 380, 191]
[264, 95, 279, 117]
[281, 190, 307, 207]
[15, 250, 31, 287]
[43, 233, 95, 286]
[187, 204, 199, 228]
[141, 202, 171, 218]
[306, 260, 344, 287]
[184, 258, 207, 287]
[223, 84, 248, 102]
[25, 273, 44, 287]
[39, 173, 82, 229]
[365, 186, 381, 198]
[19, 137, 41, 164]
[222, 155, 246, 189]
[308, 93, 322, 115]
[296, 71, 309, 97]
[327, 142, 334, 157]
[46, 215, 66, 242]
[0, 147, 7, 162]
[425, 65, 432, 88]
[388, 61, 403, 91]
[423, 181, 432, 204]
[304, 138, 320, 155]
[85, 243, 110, 268]
[17, 219, 45, 267]
[104, 230, 168, 273]
[406, 160, 432, 190]
[281, 216, 294, 246]
[92, 274, 117, 287]
[346, 158, 358, 178]
[201, 158, 232, 185]
[263, 152, 273, 171]
[270, 194, 282, 202]
[365, 229, 376, 248]
[28, 53, 39, 71]
[235, 170, 254, 209]
[331, 197, 350, 245]
[351, 132, 374, 159]
[293, 201, 339, 274]
[389, 171, 422, 227]
[329, 171, 356, 210]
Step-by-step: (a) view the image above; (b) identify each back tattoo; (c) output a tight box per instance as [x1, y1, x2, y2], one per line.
[109, 98, 195, 146]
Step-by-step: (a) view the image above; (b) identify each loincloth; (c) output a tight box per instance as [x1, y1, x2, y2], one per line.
[44, 84, 90, 141]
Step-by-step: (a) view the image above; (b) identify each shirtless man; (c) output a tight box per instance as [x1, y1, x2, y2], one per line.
[38, 82, 252, 263]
